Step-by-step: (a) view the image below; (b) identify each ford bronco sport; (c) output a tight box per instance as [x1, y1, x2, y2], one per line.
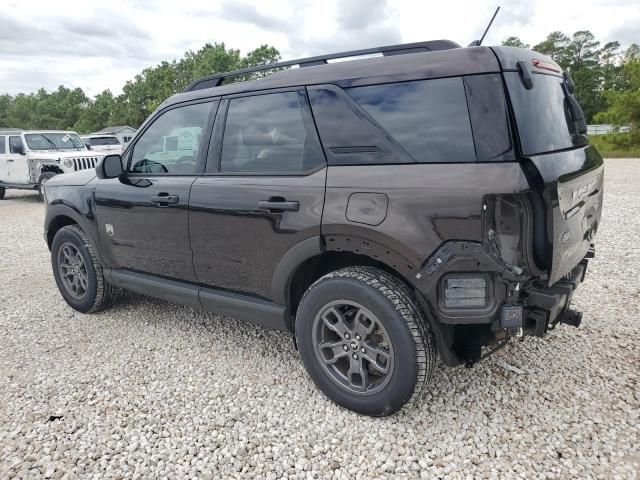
[0, 130, 102, 200]
[43, 41, 603, 416]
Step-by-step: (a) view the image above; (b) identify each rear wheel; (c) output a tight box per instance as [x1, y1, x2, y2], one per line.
[295, 266, 437, 416]
[51, 225, 121, 313]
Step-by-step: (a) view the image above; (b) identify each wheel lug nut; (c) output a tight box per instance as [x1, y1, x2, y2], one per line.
[344, 333, 350, 340]
[355, 334, 361, 341]
[353, 353, 359, 360]
[361, 347, 366, 353]
[343, 345, 349, 351]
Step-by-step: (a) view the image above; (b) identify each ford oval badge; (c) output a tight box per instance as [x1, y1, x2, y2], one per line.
[560, 230, 571, 245]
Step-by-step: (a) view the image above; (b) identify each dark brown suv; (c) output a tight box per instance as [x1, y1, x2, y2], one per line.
[43, 40, 603, 416]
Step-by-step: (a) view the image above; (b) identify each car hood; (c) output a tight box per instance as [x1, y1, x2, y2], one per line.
[46, 168, 97, 187]
[28, 150, 97, 159]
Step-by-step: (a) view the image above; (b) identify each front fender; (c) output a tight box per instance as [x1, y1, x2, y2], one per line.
[44, 183, 103, 265]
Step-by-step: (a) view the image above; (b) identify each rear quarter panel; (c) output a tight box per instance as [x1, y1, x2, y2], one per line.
[322, 163, 530, 279]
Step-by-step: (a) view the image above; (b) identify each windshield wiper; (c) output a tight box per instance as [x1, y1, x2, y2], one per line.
[39, 134, 59, 150]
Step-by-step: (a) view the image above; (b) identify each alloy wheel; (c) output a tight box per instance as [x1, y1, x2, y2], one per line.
[57, 242, 89, 299]
[312, 300, 394, 395]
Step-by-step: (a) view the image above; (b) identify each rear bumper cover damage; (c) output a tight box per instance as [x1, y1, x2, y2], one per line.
[415, 239, 593, 337]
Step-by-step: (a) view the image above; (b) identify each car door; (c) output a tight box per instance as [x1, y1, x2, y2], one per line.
[95, 99, 218, 282]
[7, 136, 30, 183]
[189, 89, 327, 300]
[0, 136, 8, 181]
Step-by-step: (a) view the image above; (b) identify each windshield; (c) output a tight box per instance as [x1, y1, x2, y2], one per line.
[505, 72, 587, 156]
[25, 133, 85, 151]
[90, 136, 121, 146]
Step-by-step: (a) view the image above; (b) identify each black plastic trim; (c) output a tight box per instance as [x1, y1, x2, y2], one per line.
[107, 269, 289, 331]
[270, 236, 323, 305]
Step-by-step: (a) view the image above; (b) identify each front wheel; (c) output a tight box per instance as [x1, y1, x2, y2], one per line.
[51, 225, 121, 313]
[0, 186, 5, 200]
[295, 267, 437, 416]
[37, 172, 56, 201]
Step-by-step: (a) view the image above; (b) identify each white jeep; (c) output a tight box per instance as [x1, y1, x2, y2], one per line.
[0, 130, 103, 200]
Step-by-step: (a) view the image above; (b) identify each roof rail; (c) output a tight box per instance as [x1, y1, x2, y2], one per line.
[184, 39, 460, 92]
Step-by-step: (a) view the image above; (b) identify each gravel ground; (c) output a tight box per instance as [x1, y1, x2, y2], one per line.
[1, 159, 639, 479]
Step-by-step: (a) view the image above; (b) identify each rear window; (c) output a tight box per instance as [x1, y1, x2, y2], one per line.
[347, 77, 476, 163]
[0, 136, 5, 154]
[505, 72, 585, 156]
[90, 137, 120, 146]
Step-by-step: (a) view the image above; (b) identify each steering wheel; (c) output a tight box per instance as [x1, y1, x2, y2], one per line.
[134, 158, 168, 174]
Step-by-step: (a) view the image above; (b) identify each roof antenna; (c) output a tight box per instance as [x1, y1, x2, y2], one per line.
[468, 6, 500, 47]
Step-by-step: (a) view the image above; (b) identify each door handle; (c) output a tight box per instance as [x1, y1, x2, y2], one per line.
[258, 199, 300, 212]
[7, 159, 14, 162]
[150, 193, 179, 206]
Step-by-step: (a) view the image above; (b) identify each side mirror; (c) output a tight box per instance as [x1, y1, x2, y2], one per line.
[96, 154, 124, 179]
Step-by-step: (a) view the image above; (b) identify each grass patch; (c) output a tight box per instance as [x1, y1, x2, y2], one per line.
[590, 131, 640, 158]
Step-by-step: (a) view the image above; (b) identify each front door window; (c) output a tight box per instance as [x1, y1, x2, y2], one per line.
[129, 102, 213, 175]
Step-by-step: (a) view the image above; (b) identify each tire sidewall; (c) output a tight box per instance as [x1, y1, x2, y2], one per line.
[296, 276, 419, 416]
[38, 172, 56, 200]
[51, 227, 98, 312]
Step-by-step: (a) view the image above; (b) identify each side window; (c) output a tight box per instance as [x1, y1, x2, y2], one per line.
[464, 74, 513, 162]
[0, 136, 6, 154]
[308, 86, 413, 166]
[129, 101, 213, 174]
[347, 77, 476, 163]
[9, 136, 24, 154]
[220, 91, 324, 174]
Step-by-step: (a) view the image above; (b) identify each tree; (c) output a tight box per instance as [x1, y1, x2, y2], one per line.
[74, 90, 117, 133]
[533, 31, 571, 68]
[595, 59, 640, 127]
[0, 94, 13, 128]
[502, 37, 529, 49]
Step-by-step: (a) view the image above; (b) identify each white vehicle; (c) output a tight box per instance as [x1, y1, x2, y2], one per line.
[0, 130, 103, 200]
[80, 134, 124, 155]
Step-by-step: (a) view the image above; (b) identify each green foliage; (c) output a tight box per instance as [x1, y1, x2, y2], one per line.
[589, 131, 640, 158]
[0, 32, 638, 158]
[594, 59, 640, 127]
[501, 37, 529, 49]
[0, 43, 280, 133]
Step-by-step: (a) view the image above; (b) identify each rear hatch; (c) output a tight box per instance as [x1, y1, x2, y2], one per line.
[493, 47, 604, 285]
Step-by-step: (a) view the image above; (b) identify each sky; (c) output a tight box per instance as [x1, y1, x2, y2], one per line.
[1, 0, 638, 97]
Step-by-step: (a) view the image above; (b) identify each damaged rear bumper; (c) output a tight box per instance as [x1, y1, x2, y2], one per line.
[516, 257, 589, 337]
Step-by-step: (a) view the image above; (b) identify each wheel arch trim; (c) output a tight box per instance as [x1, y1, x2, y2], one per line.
[45, 204, 105, 266]
[271, 236, 323, 305]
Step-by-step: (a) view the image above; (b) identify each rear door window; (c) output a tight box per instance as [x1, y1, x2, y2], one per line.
[346, 77, 476, 163]
[505, 72, 586, 156]
[219, 91, 324, 174]
[0, 136, 6, 154]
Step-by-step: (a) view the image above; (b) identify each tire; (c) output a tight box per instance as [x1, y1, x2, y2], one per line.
[0, 187, 5, 200]
[295, 266, 437, 416]
[51, 225, 121, 313]
[37, 172, 56, 201]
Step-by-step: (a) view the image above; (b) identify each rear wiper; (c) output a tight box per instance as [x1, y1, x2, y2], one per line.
[39, 134, 59, 150]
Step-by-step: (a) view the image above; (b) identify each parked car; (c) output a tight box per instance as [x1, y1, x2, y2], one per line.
[80, 134, 124, 155]
[43, 41, 603, 416]
[0, 130, 103, 200]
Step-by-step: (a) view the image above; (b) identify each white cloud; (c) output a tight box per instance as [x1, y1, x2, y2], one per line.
[1, 0, 638, 97]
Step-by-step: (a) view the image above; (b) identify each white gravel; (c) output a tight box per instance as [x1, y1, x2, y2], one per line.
[1, 159, 639, 479]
